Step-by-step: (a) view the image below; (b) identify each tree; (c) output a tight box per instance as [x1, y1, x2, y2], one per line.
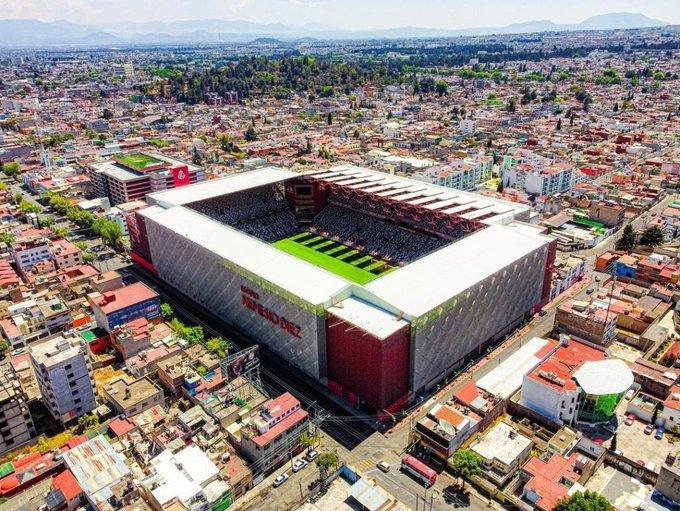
[497, 181, 504, 193]
[78, 413, 99, 433]
[192, 146, 203, 165]
[244, 126, 257, 142]
[315, 451, 340, 489]
[160, 303, 174, 320]
[38, 216, 55, 228]
[505, 97, 517, 113]
[0, 233, 15, 246]
[20, 201, 41, 215]
[102, 108, 114, 120]
[2, 162, 20, 178]
[451, 449, 482, 489]
[300, 430, 321, 453]
[639, 226, 665, 247]
[52, 227, 68, 238]
[615, 224, 637, 251]
[435, 80, 449, 96]
[326, 112, 332, 125]
[74, 241, 88, 250]
[556, 118, 562, 131]
[0, 339, 8, 353]
[82, 251, 95, 263]
[206, 337, 229, 358]
[610, 433, 617, 452]
[554, 491, 612, 511]
[613, 102, 619, 113]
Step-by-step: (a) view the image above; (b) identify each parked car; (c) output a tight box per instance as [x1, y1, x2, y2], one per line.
[292, 459, 307, 472]
[273, 473, 289, 487]
[626, 388, 635, 400]
[306, 450, 319, 462]
[376, 460, 390, 473]
[586, 288, 594, 295]
[595, 276, 602, 283]
[538, 310, 547, 317]
[644, 424, 655, 435]
[625, 413, 636, 426]
[656, 427, 665, 440]
[10, 347, 25, 356]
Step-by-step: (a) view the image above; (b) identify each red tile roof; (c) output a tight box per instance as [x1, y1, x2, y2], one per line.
[526, 339, 606, 392]
[52, 469, 82, 502]
[92, 282, 158, 314]
[523, 452, 582, 511]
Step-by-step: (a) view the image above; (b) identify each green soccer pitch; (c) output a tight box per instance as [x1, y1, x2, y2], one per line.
[273, 232, 394, 285]
[114, 152, 163, 170]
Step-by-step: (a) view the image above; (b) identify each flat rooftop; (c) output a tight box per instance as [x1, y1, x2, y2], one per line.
[327, 296, 408, 339]
[105, 377, 161, 409]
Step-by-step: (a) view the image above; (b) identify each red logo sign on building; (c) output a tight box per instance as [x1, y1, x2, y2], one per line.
[172, 165, 190, 187]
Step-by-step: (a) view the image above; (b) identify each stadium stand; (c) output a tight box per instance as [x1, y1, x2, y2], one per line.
[311, 204, 448, 265]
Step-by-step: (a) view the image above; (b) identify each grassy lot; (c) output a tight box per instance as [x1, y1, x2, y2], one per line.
[273, 234, 393, 284]
[114, 152, 162, 170]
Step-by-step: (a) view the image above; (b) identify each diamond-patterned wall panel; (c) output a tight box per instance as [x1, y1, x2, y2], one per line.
[411, 245, 548, 392]
[146, 220, 324, 379]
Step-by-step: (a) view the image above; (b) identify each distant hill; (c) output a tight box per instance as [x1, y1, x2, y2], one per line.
[0, 12, 670, 48]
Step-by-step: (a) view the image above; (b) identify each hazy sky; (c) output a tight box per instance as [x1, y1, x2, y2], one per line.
[1, 0, 679, 30]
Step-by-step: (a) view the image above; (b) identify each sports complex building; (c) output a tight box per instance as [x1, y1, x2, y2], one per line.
[129, 165, 557, 413]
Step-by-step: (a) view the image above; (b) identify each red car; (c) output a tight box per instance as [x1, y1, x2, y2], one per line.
[625, 413, 636, 426]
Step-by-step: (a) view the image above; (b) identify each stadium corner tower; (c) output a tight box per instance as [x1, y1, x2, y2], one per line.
[129, 165, 556, 413]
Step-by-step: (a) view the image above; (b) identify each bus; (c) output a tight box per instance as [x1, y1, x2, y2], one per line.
[401, 455, 437, 487]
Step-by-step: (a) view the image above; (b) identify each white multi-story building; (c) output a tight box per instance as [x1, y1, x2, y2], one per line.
[501, 148, 578, 195]
[521, 338, 633, 425]
[413, 155, 493, 191]
[29, 331, 97, 426]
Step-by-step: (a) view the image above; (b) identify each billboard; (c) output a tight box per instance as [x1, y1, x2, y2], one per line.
[220, 346, 260, 380]
[172, 165, 190, 187]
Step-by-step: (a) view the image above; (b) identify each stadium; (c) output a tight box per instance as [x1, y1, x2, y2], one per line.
[129, 165, 556, 413]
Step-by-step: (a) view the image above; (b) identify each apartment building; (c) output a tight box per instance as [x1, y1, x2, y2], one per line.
[234, 392, 309, 473]
[103, 377, 164, 417]
[29, 332, 97, 426]
[88, 282, 160, 332]
[554, 299, 617, 346]
[89, 152, 205, 205]
[0, 364, 35, 455]
[412, 154, 493, 191]
[589, 200, 625, 228]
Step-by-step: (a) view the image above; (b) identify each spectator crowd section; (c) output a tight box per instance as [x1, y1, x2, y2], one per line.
[188, 184, 300, 243]
[311, 204, 449, 265]
[186, 182, 456, 266]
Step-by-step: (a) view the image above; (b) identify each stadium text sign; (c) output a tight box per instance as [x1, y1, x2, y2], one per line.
[241, 285, 302, 339]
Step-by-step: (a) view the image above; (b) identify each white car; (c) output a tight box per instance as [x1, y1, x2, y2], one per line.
[292, 459, 307, 472]
[273, 473, 289, 487]
[306, 450, 320, 462]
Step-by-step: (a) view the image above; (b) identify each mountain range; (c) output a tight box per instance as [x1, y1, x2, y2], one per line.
[0, 12, 671, 48]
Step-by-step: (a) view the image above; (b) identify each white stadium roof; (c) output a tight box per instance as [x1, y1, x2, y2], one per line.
[147, 166, 298, 208]
[306, 164, 531, 226]
[365, 223, 549, 317]
[141, 204, 350, 305]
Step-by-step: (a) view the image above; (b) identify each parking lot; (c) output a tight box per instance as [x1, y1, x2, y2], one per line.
[615, 401, 677, 471]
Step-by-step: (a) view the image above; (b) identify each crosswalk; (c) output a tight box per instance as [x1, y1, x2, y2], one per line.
[353, 457, 377, 473]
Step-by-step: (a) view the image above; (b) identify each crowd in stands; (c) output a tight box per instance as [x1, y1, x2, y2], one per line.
[237, 209, 299, 243]
[312, 205, 448, 265]
[188, 186, 450, 260]
[190, 186, 289, 225]
[189, 185, 299, 242]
